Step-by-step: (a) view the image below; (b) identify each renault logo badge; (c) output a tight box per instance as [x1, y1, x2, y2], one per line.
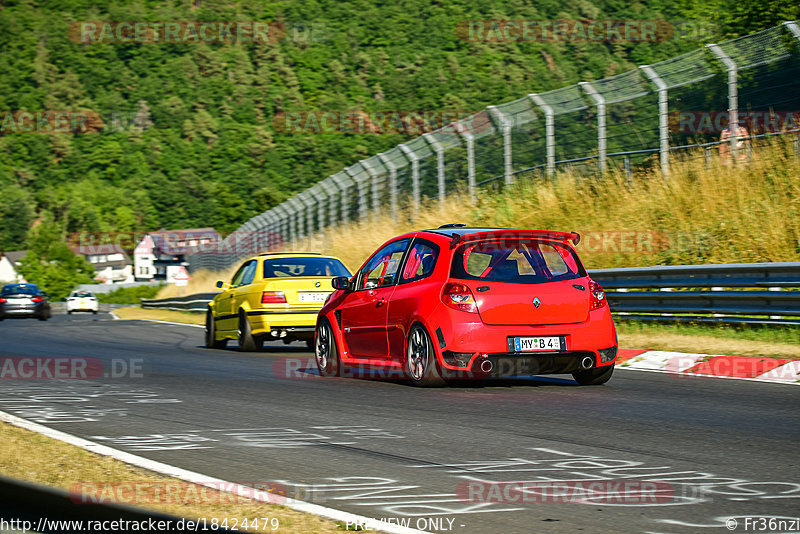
[533, 297, 541, 308]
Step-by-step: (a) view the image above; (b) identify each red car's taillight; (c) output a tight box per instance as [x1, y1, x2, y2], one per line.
[0, 298, 6, 303]
[261, 291, 287, 304]
[589, 280, 606, 310]
[32, 296, 44, 303]
[442, 283, 477, 313]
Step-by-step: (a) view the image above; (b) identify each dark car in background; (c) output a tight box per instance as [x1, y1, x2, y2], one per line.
[0, 283, 52, 321]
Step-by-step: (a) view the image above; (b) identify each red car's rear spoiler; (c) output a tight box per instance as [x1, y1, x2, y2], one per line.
[449, 229, 581, 249]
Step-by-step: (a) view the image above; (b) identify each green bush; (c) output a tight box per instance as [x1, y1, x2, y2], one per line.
[98, 285, 165, 305]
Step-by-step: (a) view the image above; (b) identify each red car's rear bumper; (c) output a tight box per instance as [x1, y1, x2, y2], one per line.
[430, 305, 617, 374]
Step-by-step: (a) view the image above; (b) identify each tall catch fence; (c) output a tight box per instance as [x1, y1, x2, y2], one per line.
[190, 22, 800, 273]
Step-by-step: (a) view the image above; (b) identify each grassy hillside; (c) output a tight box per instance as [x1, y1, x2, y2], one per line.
[3, 0, 795, 252]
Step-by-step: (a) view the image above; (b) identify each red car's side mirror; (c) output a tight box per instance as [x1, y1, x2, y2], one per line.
[331, 277, 351, 291]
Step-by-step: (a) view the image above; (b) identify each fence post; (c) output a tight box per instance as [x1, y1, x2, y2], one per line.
[301, 189, 318, 241]
[259, 212, 272, 252]
[273, 204, 292, 250]
[262, 212, 277, 251]
[784, 20, 800, 40]
[707, 44, 739, 162]
[319, 178, 338, 229]
[640, 65, 670, 178]
[579, 81, 606, 173]
[624, 155, 632, 183]
[456, 122, 476, 202]
[376, 153, 398, 220]
[487, 105, 513, 186]
[785, 22, 800, 160]
[312, 186, 326, 234]
[529, 94, 555, 178]
[399, 144, 420, 219]
[360, 158, 382, 218]
[422, 133, 446, 210]
[330, 172, 350, 225]
[344, 165, 368, 221]
[286, 197, 304, 249]
[298, 192, 315, 244]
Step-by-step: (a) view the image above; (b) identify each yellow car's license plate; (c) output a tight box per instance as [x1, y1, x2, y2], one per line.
[298, 291, 330, 302]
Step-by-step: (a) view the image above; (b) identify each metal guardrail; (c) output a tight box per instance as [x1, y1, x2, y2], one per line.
[588, 262, 800, 326]
[140, 293, 219, 312]
[140, 264, 800, 325]
[587, 262, 800, 288]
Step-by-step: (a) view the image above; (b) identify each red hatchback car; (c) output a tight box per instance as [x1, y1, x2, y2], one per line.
[315, 225, 617, 386]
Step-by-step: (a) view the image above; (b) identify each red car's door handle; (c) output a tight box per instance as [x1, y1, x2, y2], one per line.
[376, 298, 387, 307]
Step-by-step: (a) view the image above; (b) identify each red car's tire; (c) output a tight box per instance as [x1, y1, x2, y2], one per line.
[405, 324, 445, 387]
[572, 364, 614, 385]
[315, 318, 340, 377]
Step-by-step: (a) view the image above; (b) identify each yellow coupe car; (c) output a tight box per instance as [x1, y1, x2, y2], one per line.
[205, 252, 352, 351]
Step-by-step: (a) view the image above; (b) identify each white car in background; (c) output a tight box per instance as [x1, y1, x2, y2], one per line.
[66, 290, 99, 314]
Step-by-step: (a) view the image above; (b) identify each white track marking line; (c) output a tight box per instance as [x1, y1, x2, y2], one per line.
[126, 318, 204, 328]
[614, 364, 800, 385]
[0, 411, 428, 534]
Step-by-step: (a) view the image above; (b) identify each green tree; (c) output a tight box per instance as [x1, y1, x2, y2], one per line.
[0, 184, 35, 251]
[16, 221, 95, 300]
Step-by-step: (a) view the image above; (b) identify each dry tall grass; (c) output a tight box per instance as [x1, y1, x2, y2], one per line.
[160, 138, 800, 298]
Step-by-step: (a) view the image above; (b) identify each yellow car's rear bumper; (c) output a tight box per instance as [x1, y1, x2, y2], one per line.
[246, 309, 321, 336]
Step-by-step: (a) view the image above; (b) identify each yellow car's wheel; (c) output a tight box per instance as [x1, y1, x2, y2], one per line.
[237, 311, 262, 352]
[205, 310, 227, 349]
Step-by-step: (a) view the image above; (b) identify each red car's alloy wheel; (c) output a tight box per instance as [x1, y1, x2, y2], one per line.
[405, 325, 444, 387]
[316, 319, 340, 377]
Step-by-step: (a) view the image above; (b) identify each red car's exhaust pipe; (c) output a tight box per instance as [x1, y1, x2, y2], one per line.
[580, 356, 594, 370]
[480, 359, 493, 373]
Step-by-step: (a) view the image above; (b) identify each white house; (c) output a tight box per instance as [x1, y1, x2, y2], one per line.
[70, 244, 134, 284]
[0, 250, 26, 283]
[133, 228, 220, 282]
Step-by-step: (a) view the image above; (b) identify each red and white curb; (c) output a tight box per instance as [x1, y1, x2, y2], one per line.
[615, 349, 800, 384]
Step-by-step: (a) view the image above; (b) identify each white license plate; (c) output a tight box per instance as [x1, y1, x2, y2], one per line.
[512, 336, 563, 352]
[298, 291, 330, 302]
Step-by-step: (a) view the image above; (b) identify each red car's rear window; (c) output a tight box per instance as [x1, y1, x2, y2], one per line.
[450, 239, 585, 284]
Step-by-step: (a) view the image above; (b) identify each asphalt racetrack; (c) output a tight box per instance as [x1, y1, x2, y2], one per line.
[0, 313, 798, 533]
